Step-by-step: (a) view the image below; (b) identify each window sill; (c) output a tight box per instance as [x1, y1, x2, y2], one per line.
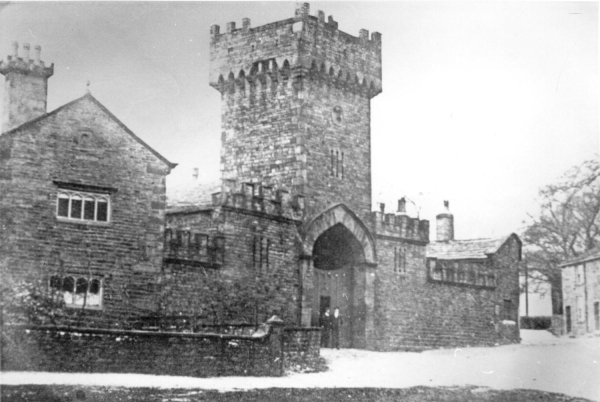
[65, 304, 103, 311]
[56, 217, 111, 227]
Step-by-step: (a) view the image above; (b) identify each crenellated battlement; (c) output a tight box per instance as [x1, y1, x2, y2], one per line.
[370, 200, 430, 243]
[164, 229, 225, 267]
[209, 2, 382, 98]
[211, 179, 305, 221]
[0, 42, 54, 78]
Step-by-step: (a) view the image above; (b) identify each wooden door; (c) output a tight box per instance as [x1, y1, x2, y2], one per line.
[313, 265, 353, 347]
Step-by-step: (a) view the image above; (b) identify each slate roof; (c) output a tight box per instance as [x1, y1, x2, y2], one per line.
[559, 246, 600, 267]
[426, 235, 517, 260]
[166, 180, 220, 210]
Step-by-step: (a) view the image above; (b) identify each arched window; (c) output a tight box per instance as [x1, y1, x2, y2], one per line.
[55, 275, 103, 309]
[49, 275, 62, 290]
[76, 278, 88, 294]
[89, 279, 101, 295]
[62, 276, 75, 293]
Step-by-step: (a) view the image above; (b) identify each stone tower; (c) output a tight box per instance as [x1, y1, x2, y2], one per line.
[0, 42, 54, 133]
[209, 3, 382, 219]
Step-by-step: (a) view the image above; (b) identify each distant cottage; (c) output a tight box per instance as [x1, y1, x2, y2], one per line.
[560, 247, 600, 337]
[0, 3, 521, 351]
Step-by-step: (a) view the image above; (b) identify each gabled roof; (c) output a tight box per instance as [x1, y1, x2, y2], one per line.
[559, 246, 600, 267]
[2, 93, 176, 169]
[426, 234, 520, 260]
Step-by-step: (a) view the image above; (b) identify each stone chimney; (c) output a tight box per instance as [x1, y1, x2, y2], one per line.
[436, 200, 454, 242]
[1, 42, 54, 133]
[397, 197, 407, 215]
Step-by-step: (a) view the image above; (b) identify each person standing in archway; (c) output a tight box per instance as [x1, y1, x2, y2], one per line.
[332, 306, 343, 349]
[320, 308, 332, 348]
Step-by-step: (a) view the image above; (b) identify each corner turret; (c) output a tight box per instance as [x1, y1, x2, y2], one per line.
[1, 42, 54, 133]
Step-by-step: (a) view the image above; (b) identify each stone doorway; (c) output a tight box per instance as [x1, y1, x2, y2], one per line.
[311, 223, 365, 348]
[299, 204, 377, 349]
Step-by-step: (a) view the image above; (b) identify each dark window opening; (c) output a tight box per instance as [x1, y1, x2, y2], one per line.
[76, 278, 88, 295]
[97, 201, 108, 221]
[89, 279, 101, 295]
[50, 275, 62, 290]
[58, 198, 69, 217]
[83, 199, 95, 220]
[71, 198, 82, 219]
[252, 236, 270, 272]
[62, 276, 75, 292]
[503, 299, 512, 321]
[394, 248, 406, 274]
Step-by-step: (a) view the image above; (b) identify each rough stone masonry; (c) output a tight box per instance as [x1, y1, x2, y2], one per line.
[165, 2, 521, 351]
[0, 3, 521, 352]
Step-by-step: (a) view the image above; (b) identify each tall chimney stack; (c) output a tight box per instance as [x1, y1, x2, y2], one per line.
[436, 200, 454, 242]
[0, 42, 54, 133]
[397, 197, 407, 214]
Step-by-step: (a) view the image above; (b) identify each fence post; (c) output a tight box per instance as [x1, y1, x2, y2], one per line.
[219, 336, 226, 376]
[266, 315, 285, 376]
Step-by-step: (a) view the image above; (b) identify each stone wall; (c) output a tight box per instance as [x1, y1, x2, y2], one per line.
[2, 323, 322, 377]
[0, 94, 173, 326]
[562, 258, 600, 337]
[283, 327, 321, 371]
[165, 205, 303, 325]
[371, 235, 521, 351]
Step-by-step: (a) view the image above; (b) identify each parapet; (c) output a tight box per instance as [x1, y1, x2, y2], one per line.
[164, 229, 225, 267]
[0, 42, 54, 78]
[211, 179, 305, 221]
[370, 200, 429, 243]
[209, 2, 382, 98]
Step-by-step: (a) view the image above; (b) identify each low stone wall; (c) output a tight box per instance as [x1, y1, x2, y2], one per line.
[283, 327, 321, 372]
[1, 323, 322, 377]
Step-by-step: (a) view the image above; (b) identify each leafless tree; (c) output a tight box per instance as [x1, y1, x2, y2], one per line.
[522, 158, 600, 314]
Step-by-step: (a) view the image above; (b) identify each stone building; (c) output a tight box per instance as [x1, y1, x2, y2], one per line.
[1, 3, 521, 350]
[165, 3, 522, 350]
[560, 247, 600, 337]
[0, 42, 176, 326]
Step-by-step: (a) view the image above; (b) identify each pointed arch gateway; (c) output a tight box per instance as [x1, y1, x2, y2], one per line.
[299, 204, 377, 349]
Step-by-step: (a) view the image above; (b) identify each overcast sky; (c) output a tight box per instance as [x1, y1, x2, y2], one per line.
[1, 1, 598, 240]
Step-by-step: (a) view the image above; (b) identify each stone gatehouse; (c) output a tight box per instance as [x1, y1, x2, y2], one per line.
[164, 3, 521, 350]
[1, 3, 521, 351]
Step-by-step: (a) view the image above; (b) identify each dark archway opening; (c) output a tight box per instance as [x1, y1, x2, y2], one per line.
[313, 223, 366, 270]
[311, 223, 365, 348]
